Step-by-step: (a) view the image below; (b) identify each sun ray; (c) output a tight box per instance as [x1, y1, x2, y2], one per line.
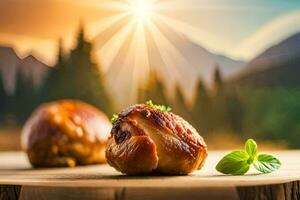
[145, 19, 193, 100]
[96, 20, 136, 73]
[151, 18, 204, 104]
[105, 46, 135, 108]
[116, 39, 137, 107]
[144, 22, 168, 78]
[133, 24, 150, 88]
[152, 27, 198, 104]
[152, 13, 226, 55]
[131, 23, 146, 105]
[105, 25, 135, 82]
[142, 22, 175, 99]
[153, 13, 227, 87]
[93, 14, 132, 48]
[88, 13, 129, 39]
[139, 22, 151, 77]
[107, 25, 141, 108]
[75, 0, 129, 11]
[103, 20, 137, 108]
[105, 20, 151, 107]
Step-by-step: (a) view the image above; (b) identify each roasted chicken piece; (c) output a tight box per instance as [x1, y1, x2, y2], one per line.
[106, 104, 207, 175]
[22, 100, 112, 167]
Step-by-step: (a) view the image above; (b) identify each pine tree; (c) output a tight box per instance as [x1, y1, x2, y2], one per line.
[57, 39, 65, 66]
[69, 25, 113, 114]
[41, 39, 70, 101]
[0, 74, 6, 119]
[225, 87, 244, 132]
[13, 70, 38, 122]
[42, 25, 113, 115]
[172, 86, 193, 124]
[13, 71, 26, 121]
[192, 80, 213, 132]
[211, 65, 244, 132]
[138, 71, 168, 105]
[213, 65, 223, 96]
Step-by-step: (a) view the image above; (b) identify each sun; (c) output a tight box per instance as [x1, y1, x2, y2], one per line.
[128, 0, 155, 21]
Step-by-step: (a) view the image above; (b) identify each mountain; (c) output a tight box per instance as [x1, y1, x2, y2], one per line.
[231, 57, 300, 87]
[0, 46, 49, 94]
[171, 36, 246, 85]
[231, 32, 300, 87]
[248, 32, 300, 69]
[153, 20, 246, 85]
[19, 55, 49, 89]
[0, 46, 20, 95]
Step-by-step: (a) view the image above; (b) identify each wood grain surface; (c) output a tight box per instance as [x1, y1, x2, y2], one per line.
[0, 151, 299, 200]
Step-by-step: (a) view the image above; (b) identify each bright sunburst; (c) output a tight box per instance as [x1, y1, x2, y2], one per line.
[128, 0, 155, 21]
[89, 0, 202, 108]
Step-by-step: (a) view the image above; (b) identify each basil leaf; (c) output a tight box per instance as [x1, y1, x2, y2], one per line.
[216, 150, 250, 175]
[233, 163, 250, 175]
[253, 154, 281, 174]
[245, 139, 257, 158]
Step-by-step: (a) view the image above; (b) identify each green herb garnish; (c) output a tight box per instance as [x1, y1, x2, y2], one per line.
[216, 139, 281, 175]
[111, 114, 119, 125]
[146, 100, 172, 112]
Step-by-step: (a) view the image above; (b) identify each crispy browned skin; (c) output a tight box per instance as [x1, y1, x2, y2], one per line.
[105, 104, 207, 175]
[22, 100, 112, 167]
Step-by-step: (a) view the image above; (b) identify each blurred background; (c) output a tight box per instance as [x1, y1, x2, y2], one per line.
[0, 0, 300, 151]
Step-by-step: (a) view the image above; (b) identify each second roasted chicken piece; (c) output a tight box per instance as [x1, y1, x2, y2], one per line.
[22, 100, 112, 167]
[106, 103, 207, 175]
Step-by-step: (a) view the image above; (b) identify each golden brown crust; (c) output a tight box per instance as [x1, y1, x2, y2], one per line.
[22, 100, 112, 167]
[106, 136, 158, 175]
[106, 104, 207, 175]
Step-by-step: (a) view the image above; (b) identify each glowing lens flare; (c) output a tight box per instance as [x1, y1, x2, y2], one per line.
[128, 0, 154, 21]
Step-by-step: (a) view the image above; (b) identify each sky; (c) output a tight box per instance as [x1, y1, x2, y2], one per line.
[163, 0, 300, 57]
[1, 0, 300, 108]
[0, 0, 300, 65]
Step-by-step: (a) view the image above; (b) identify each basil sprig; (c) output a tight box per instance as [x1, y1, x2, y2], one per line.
[146, 100, 172, 112]
[216, 139, 281, 175]
[111, 114, 119, 125]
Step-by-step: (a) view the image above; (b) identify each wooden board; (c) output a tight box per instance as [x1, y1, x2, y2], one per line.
[0, 151, 300, 200]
